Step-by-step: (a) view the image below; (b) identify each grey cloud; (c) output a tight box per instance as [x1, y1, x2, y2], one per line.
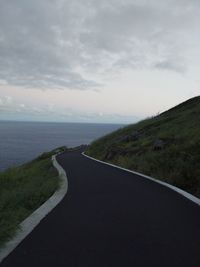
[0, 0, 99, 89]
[0, 95, 54, 115]
[81, 1, 199, 73]
[154, 60, 186, 73]
[0, 0, 199, 89]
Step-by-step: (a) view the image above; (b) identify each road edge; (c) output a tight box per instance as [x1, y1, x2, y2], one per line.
[82, 152, 200, 206]
[0, 153, 68, 263]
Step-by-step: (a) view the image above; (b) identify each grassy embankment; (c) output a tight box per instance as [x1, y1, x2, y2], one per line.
[0, 146, 66, 249]
[86, 96, 200, 197]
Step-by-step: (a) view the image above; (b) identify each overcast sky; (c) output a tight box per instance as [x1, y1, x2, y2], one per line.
[0, 0, 199, 123]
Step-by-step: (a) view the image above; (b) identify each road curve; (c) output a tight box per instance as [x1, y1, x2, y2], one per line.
[1, 150, 200, 267]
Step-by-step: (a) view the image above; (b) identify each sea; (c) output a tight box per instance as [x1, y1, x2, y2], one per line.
[0, 121, 123, 172]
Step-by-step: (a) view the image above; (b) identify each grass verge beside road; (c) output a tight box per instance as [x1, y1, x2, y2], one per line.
[0, 146, 66, 249]
[86, 96, 200, 198]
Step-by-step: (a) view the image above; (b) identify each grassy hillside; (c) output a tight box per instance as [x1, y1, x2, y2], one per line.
[0, 146, 66, 248]
[86, 96, 200, 198]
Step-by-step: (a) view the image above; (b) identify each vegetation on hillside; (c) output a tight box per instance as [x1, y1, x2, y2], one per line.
[86, 96, 200, 198]
[0, 146, 66, 248]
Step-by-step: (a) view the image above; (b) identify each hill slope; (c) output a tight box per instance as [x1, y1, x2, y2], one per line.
[0, 146, 66, 248]
[86, 96, 200, 197]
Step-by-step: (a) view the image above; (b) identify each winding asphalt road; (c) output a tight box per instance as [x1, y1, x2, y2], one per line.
[1, 150, 200, 267]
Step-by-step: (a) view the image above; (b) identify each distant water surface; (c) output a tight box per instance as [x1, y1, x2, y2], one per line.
[0, 121, 123, 171]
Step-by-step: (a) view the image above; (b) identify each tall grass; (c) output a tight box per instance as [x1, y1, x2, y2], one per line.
[86, 96, 200, 197]
[0, 148, 65, 248]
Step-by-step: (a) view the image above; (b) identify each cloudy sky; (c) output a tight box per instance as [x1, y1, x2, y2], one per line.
[0, 0, 199, 123]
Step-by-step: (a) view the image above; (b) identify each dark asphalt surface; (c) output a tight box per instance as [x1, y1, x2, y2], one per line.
[1, 150, 200, 267]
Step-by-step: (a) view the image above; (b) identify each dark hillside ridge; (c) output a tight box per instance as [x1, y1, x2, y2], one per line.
[161, 96, 200, 114]
[86, 96, 200, 197]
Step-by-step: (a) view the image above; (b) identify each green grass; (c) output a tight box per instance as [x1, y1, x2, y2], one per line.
[86, 96, 200, 198]
[0, 146, 66, 249]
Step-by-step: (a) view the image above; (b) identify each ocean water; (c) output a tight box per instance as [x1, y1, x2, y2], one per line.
[0, 121, 123, 171]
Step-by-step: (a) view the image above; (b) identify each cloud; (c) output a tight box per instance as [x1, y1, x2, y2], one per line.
[0, 0, 99, 90]
[154, 60, 186, 73]
[0, 95, 13, 106]
[0, 94, 138, 123]
[0, 0, 199, 90]
[81, 0, 199, 74]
